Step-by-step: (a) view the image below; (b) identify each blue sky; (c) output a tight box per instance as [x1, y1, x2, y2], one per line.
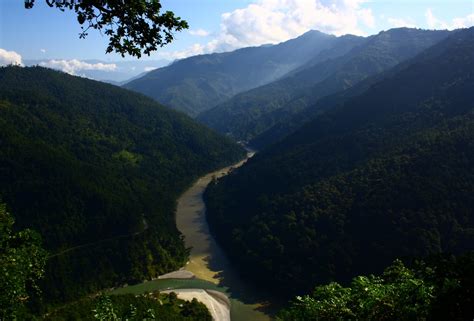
[0, 0, 473, 72]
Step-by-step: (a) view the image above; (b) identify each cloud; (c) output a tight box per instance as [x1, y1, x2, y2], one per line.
[387, 17, 417, 28]
[144, 66, 158, 72]
[426, 9, 474, 30]
[40, 49, 47, 54]
[39, 59, 117, 75]
[158, 43, 208, 60]
[159, 0, 375, 60]
[0, 48, 23, 66]
[450, 13, 474, 29]
[189, 29, 210, 37]
[216, 0, 375, 49]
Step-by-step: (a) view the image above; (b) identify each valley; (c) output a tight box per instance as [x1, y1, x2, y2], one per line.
[113, 150, 273, 321]
[1, 3, 473, 319]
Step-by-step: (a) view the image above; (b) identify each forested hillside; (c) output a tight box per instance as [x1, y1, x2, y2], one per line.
[199, 28, 450, 142]
[124, 30, 340, 116]
[204, 28, 474, 296]
[0, 66, 245, 305]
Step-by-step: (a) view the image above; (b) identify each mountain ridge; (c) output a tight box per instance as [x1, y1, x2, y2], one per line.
[204, 27, 474, 296]
[0, 65, 245, 304]
[198, 28, 451, 141]
[124, 30, 342, 116]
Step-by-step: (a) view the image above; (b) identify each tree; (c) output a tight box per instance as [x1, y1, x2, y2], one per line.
[0, 202, 48, 320]
[278, 260, 435, 321]
[24, 0, 189, 58]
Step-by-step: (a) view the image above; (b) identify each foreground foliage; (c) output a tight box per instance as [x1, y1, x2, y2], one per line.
[0, 204, 47, 320]
[278, 256, 474, 321]
[46, 293, 212, 321]
[25, 0, 188, 58]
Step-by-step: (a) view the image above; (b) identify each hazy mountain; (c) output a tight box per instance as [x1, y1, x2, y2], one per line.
[124, 31, 341, 116]
[204, 28, 474, 296]
[199, 28, 451, 142]
[0, 66, 244, 303]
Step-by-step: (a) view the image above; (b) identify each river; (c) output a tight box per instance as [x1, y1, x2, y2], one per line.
[112, 152, 274, 320]
[174, 152, 273, 321]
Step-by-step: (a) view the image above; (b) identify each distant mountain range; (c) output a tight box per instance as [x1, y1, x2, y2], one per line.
[123, 28, 451, 131]
[204, 27, 474, 296]
[124, 30, 342, 116]
[198, 28, 451, 143]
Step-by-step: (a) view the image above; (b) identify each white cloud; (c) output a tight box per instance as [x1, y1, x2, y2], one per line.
[39, 59, 117, 75]
[160, 43, 208, 60]
[189, 29, 210, 37]
[0, 48, 23, 66]
[40, 48, 47, 54]
[425, 9, 474, 30]
[216, 0, 375, 48]
[451, 13, 474, 29]
[144, 66, 158, 72]
[159, 0, 375, 60]
[387, 17, 417, 28]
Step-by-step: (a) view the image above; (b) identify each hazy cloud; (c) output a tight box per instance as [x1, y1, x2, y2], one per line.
[387, 17, 417, 28]
[189, 29, 210, 37]
[0, 48, 23, 66]
[39, 59, 117, 75]
[144, 66, 158, 72]
[426, 9, 474, 30]
[40, 48, 47, 53]
[158, 43, 208, 60]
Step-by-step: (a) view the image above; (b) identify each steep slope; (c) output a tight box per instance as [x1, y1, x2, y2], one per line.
[204, 28, 474, 296]
[124, 31, 338, 116]
[0, 66, 245, 304]
[199, 28, 450, 141]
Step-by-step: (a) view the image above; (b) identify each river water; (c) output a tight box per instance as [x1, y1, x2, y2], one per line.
[175, 153, 273, 321]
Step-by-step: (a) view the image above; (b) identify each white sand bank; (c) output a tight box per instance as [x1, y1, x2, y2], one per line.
[162, 288, 231, 321]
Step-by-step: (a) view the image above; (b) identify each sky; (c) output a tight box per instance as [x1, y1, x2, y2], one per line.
[0, 0, 473, 76]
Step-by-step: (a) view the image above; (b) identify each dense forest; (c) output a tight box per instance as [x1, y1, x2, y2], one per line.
[0, 66, 245, 309]
[198, 28, 450, 142]
[124, 30, 338, 116]
[205, 28, 474, 297]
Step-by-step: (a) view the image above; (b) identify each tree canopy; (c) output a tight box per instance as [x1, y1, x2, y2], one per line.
[278, 256, 474, 321]
[24, 0, 188, 58]
[0, 203, 47, 320]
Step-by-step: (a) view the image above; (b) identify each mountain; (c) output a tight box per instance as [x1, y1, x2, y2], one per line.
[124, 31, 341, 116]
[204, 28, 474, 296]
[0, 66, 245, 304]
[198, 28, 451, 142]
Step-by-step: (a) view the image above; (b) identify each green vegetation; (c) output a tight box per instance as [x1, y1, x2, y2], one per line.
[199, 28, 450, 143]
[0, 66, 244, 311]
[205, 28, 474, 297]
[0, 203, 47, 320]
[278, 255, 474, 321]
[46, 292, 211, 321]
[25, 0, 188, 58]
[125, 30, 339, 116]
